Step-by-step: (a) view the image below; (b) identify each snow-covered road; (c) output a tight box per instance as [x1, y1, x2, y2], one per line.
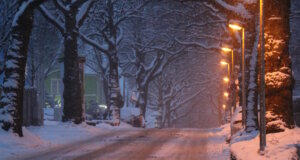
[10, 128, 229, 160]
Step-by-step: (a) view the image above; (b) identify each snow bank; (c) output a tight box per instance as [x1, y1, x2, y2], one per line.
[231, 128, 300, 160]
[206, 124, 231, 160]
[44, 108, 54, 121]
[120, 107, 139, 122]
[0, 127, 45, 159]
[0, 120, 134, 159]
[96, 121, 134, 130]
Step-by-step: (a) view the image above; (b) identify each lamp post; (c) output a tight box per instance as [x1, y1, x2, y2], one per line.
[221, 47, 236, 109]
[259, 0, 266, 152]
[221, 47, 236, 136]
[229, 23, 246, 126]
[222, 104, 227, 122]
[221, 61, 232, 126]
[220, 60, 230, 77]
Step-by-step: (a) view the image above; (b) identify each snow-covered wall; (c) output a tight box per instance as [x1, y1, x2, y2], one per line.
[290, 0, 300, 96]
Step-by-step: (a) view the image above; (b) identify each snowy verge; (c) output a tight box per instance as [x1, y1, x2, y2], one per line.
[206, 124, 231, 160]
[231, 127, 300, 160]
[0, 120, 134, 159]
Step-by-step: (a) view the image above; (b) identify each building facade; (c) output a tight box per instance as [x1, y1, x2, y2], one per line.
[44, 66, 106, 108]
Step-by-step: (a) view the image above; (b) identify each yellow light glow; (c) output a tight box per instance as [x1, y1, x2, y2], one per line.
[220, 61, 228, 65]
[223, 77, 229, 83]
[224, 92, 229, 97]
[229, 24, 242, 30]
[222, 104, 226, 109]
[221, 47, 232, 52]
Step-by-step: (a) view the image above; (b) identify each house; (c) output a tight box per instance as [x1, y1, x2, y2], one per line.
[44, 65, 106, 108]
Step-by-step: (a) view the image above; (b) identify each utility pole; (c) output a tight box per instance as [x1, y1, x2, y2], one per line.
[228, 23, 246, 126]
[242, 28, 246, 126]
[231, 50, 235, 136]
[259, 0, 266, 152]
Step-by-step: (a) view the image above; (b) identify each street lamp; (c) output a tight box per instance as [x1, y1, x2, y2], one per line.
[223, 76, 229, 83]
[221, 47, 236, 137]
[222, 104, 226, 109]
[221, 47, 235, 74]
[220, 60, 231, 80]
[221, 47, 232, 52]
[259, 0, 266, 153]
[229, 23, 246, 126]
[220, 60, 229, 65]
[224, 92, 229, 98]
[221, 47, 236, 109]
[229, 24, 242, 31]
[222, 104, 227, 123]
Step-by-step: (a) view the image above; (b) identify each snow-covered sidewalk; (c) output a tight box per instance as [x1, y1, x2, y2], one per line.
[206, 124, 231, 160]
[231, 127, 300, 160]
[0, 120, 134, 160]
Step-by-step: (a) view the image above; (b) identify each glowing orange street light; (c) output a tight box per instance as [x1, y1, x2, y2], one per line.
[221, 60, 230, 77]
[223, 77, 229, 83]
[221, 47, 234, 74]
[222, 104, 226, 109]
[221, 47, 232, 52]
[220, 60, 229, 66]
[224, 92, 229, 97]
[229, 24, 242, 30]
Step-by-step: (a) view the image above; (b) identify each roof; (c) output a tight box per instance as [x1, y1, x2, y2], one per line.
[48, 65, 98, 76]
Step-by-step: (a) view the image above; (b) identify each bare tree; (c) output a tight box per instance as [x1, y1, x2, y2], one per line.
[0, 0, 18, 84]
[0, 0, 45, 136]
[148, 53, 221, 128]
[38, 0, 95, 123]
[77, 0, 150, 125]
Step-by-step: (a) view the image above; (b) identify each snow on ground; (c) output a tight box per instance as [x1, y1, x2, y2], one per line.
[43, 108, 54, 121]
[0, 120, 134, 160]
[231, 127, 300, 160]
[151, 126, 230, 160]
[206, 124, 231, 160]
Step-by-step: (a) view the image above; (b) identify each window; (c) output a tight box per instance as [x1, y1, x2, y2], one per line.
[51, 79, 60, 96]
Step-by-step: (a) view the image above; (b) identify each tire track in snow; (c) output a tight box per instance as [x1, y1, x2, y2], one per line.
[72, 128, 179, 160]
[10, 128, 141, 160]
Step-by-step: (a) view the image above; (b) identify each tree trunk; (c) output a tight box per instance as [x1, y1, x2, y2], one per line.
[156, 85, 163, 128]
[109, 54, 123, 126]
[62, 10, 83, 124]
[246, 15, 259, 132]
[264, 0, 294, 133]
[0, 0, 44, 136]
[136, 85, 148, 127]
[166, 102, 171, 127]
[101, 75, 110, 120]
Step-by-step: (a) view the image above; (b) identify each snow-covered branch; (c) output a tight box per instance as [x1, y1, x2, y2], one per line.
[38, 5, 64, 34]
[213, 0, 252, 19]
[76, 0, 95, 27]
[175, 38, 220, 50]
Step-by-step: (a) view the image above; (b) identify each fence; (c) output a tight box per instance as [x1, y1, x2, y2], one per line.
[23, 88, 43, 126]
